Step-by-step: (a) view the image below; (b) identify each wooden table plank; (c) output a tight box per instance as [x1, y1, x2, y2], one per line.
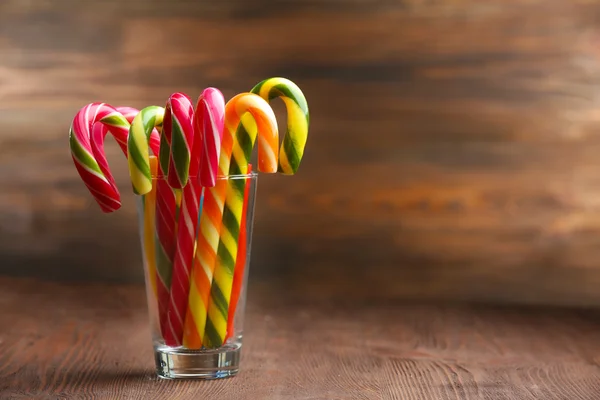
[1, 276, 598, 399]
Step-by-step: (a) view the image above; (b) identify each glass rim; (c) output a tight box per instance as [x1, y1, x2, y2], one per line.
[149, 171, 258, 181]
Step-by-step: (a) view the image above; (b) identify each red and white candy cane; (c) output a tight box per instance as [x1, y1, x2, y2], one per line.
[160, 93, 195, 189]
[198, 89, 225, 187]
[164, 88, 225, 346]
[69, 103, 136, 213]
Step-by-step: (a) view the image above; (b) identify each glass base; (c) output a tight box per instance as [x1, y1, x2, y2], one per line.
[154, 342, 241, 379]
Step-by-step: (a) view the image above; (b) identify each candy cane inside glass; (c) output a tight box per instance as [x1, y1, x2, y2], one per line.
[203, 93, 279, 348]
[126, 106, 180, 343]
[164, 89, 225, 347]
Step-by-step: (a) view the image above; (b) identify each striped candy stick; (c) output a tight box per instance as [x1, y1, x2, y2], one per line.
[165, 89, 225, 346]
[158, 93, 194, 347]
[69, 103, 133, 213]
[162, 93, 195, 189]
[204, 93, 279, 348]
[127, 105, 166, 196]
[198, 89, 227, 188]
[120, 107, 161, 155]
[158, 103, 173, 186]
[89, 123, 120, 193]
[154, 179, 180, 341]
[91, 107, 161, 191]
[155, 95, 193, 330]
[225, 163, 253, 341]
[143, 156, 160, 299]
[126, 106, 177, 341]
[238, 77, 309, 175]
[182, 95, 233, 350]
[182, 178, 229, 349]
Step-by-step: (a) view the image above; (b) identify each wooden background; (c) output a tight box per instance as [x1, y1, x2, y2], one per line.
[1, 0, 600, 307]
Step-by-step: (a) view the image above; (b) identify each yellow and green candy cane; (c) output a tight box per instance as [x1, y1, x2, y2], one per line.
[127, 106, 164, 195]
[203, 93, 280, 348]
[237, 77, 309, 175]
[142, 156, 159, 308]
[127, 106, 180, 340]
[128, 107, 164, 302]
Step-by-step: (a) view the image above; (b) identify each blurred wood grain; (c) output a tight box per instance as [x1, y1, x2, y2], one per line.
[1, 0, 600, 306]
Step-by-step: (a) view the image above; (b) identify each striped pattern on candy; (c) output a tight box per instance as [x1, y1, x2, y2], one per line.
[153, 96, 193, 341]
[90, 123, 120, 194]
[204, 93, 279, 348]
[154, 179, 180, 340]
[143, 156, 160, 299]
[120, 107, 161, 154]
[152, 103, 181, 339]
[165, 89, 225, 347]
[183, 178, 228, 349]
[225, 163, 253, 342]
[91, 107, 160, 193]
[125, 106, 176, 342]
[198, 89, 226, 187]
[69, 103, 132, 213]
[182, 92, 243, 349]
[127, 106, 165, 196]
[238, 77, 309, 175]
[162, 93, 195, 189]
[155, 95, 194, 343]
[97, 106, 160, 155]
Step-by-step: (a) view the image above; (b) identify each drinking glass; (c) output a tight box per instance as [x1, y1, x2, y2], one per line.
[136, 172, 257, 379]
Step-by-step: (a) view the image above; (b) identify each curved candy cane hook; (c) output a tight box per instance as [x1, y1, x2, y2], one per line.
[238, 77, 309, 175]
[69, 103, 133, 213]
[90, 106, 161, 205]
[127, 106, 166, 195]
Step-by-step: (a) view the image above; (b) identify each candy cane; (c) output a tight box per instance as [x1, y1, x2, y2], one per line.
[155, 93, 192, 347]
[120, 107, 161, 154]
[164, 88, 225, 346]
[238, 77, 309, 175]
[143, 156, 160, 300]
[225, 163, 253, 342]
[69, 103, 134, 213]
[182, 179, 228, 349]
[203, 93, 279, 348]
[161, 93, 195, 189]
[197, 89, 226, 188]
[127, 106, 166, 195]
[127, 106, 179, 342]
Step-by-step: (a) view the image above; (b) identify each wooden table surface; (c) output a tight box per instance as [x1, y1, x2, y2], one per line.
[1, 276, 599, 400]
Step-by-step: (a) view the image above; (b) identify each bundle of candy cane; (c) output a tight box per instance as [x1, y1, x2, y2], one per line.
[69, 78, 309, 349]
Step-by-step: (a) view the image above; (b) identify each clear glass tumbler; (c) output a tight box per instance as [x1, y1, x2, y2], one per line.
[136, 172, 257, 379]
